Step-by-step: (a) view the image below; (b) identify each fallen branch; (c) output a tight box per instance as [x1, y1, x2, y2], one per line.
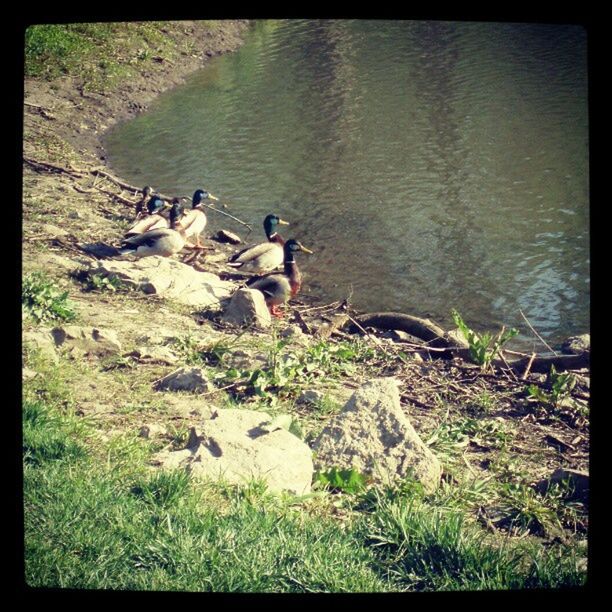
[356, 311, 448, 347]
[23, 156, 84, 177]
[507, 352, 590, 374]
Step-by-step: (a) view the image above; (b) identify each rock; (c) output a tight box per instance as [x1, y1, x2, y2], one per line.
[22, 367, 38, 380]
[139, 423, 168, 439]
[214, 229, 242, 244]
[127, 346, 179, 365]
[89, 256, 236, 308]
[154, 366, 213, 393]
[154, 409, 313, 494]
[221, 288, 271, 329]
[297, 389, 325, 405]
[561, 334, 590, 355]
[50, 325, 122, 358]
[312, 378, 442, 493]
[279, 324, 309, 345]
[23, 329, 59, 363]
[444, 328, 470, 349]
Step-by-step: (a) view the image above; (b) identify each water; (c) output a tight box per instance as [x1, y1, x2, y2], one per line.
[104, 19, 589, 349]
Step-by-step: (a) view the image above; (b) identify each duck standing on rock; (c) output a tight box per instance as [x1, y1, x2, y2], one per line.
[227, 214, 290, 273]
[124, 195, 170, 237]
[118, 199, 188, 259]
[247, 238, 313, 317]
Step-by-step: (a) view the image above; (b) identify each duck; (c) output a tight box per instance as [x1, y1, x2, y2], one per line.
[227, 214, 290, 273]
[181, 189, 219, 248]
[118, 199, 188, 259]
[134, 186, 155, 219]
[246, 238, 313, 317]
[124, 195, 170, 237]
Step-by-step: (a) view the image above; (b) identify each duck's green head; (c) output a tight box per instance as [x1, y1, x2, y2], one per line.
[264, 214, 290, 237]
[284, 239, 313, 257]
[192, 189, 219, 207]
[142, 186, 154, 197]
[146, 195, 166, 215]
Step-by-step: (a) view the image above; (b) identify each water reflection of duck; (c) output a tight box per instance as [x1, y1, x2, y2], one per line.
[247, 238, 313, 317]
[227, 214, 290, 273]
[118, 200, 188, 258]
[125, 195, 170, 237]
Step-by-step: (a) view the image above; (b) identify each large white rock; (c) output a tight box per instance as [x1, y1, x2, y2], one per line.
[221, 288, 271, 328]
[312, 378, 442, 492]
[89, 256, 236, 308]
[154, 409, 313, 495]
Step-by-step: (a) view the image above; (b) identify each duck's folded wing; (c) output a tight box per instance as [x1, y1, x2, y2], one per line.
[229, 241, 278, 264]
[125, 215, 168, 236]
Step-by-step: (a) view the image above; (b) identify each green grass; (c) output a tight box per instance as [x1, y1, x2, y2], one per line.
[24, 22, 177, 91]
[22, 387, 587, 592]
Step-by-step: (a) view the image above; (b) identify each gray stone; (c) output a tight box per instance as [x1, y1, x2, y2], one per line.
[297, 389, 326, 405]
[153, 409, 313, 495]
[312, 378, 442, 493]
[444, 328, 470, 349]
[90, 257, 236, 308]
[561, 334, 590, 355]
[221, 288, 271, 329]
[128, 345, 179, 365]
[50, 325, 122, 357]
[154, 366, 213, 393]
[23, 329, 59, 363]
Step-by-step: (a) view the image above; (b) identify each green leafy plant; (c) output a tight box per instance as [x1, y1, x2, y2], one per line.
[527, 365, 576, 409]
[22, 272, 77, 324]
[314, 468, 370, 494]
[451, 309, 518, 371]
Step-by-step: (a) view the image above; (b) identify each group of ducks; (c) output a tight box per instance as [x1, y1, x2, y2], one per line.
[117, 186, 313, 317]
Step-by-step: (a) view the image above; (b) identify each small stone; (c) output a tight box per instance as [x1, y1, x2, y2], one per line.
[50, 325, 122, 358]
[154, 367, 213, 393]
[222, 288, 271, 329]
[297, 389, 325, 405]
[561, 334, 590, 355]
[139, 423, 168, 438]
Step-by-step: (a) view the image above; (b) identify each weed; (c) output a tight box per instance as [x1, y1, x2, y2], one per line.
[451, 309, 518, 371]
[526, 365, 577, 409]
[23, 271, 77, 324]
[314, 468, 371, 495]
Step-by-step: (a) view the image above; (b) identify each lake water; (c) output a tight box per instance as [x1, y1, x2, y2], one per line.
[104, 19, 589, 349]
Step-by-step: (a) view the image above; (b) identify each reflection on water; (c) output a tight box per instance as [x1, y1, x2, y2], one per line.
[104, 19, 589, 348]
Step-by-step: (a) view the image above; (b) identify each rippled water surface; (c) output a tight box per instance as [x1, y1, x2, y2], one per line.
[104, 19, 589, 348]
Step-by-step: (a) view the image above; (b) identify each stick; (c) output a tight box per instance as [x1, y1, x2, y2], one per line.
[521, 352, 537, 380]
[519, 309, 558, 355]
[199, 203, 253, 234]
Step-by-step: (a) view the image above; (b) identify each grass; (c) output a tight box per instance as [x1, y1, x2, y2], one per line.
[22, 359, 587, 592]
[24, 22, 175, 92]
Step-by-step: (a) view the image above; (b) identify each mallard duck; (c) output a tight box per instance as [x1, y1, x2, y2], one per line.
[246, 238, 313, 317]
[227, 214, 290, 273]
[124, 195, 170, 237]
[181, 189, 219, 248]
[118, 200, 188, 259]
[134, 186, 155, 219]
